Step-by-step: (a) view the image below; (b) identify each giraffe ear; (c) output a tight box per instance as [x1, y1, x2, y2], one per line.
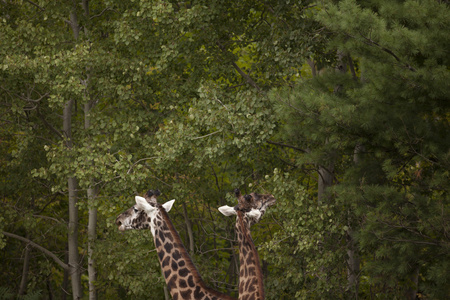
[135, 196, 155, 212]
[162, 199, 175, 212]
[218, 205, 237, 216]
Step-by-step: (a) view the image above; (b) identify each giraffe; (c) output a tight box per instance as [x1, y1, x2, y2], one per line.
[115, 190, 236, 300]
[218, 189, 276, 300]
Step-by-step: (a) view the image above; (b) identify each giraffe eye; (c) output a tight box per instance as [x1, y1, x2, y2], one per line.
[133, 207, 139, 213]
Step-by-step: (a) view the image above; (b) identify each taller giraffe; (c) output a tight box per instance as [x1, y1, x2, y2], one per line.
[115, 190, 236, 300]
[218, 189, 276, 300]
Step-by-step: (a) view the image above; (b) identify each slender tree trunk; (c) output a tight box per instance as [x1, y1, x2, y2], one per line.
[85, 102, 98, 300]
[67, 4, 82, 298]
[80, 1, 99, 298]
[318, 51, 346, 203]
[307, 58, 317, 77]
[62, 244, 69, 300]
[346, 144, 364, 296]
[67, 178, 81, 300]
[182, 202, 195, 254]
[19, 199, 35, 296]
[317, 160, 335, 203]
[163, 285, 170, 300]
[87, 186, 98, 300]
[18, 236, 31, 296]
[309, 54, 334, 204]
[405, 266, 419, 300]
[346, 227, 360, 298]
[46, 276, 54, 300]
[346, 56, 362, 295]
[64, 99, 82, 300]
[84, 71, 98, 300]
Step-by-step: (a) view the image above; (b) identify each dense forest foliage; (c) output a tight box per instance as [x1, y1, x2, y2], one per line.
[1, 0, 449, 299]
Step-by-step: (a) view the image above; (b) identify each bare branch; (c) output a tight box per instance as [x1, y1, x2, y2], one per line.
[37, 107, 64, 139]
[217, 42, 262, 91]
[191, 130, 222, 140]
[90, 7, 114, 20]
[127, 157, 157, 174]
[267, 140, 309, 153]
[372, 232, 441, 246]
[24, 0, 45, 11]
[33, 214, 65, 224]
[2, 231, 69, 271]
[230, 61, 262, 91]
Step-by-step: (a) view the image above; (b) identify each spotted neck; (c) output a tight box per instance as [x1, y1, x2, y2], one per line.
[235, 211, 265, 300]
[155, 205, 236, 300]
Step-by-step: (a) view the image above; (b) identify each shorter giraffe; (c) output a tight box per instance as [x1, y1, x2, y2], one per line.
[218, 189, 276, 300]
[116, 190, 236, 300]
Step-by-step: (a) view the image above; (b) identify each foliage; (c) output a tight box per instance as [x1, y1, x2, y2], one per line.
[0, 286, 41, 300]
[264, 0, 450, 298]
[260, 170, 348, 299]
[0, 0, 448, 299]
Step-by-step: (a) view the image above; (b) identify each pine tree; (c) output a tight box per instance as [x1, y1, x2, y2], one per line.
[268, 0, 450, 298]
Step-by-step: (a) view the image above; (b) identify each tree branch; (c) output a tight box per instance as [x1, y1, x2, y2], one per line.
[355, 33, 416, 72]
[372, 232, 441, 246]
[230, 61, 262, 91]
[191, 130, 222, 140]
[2, 231, 69, 271]
[217, 41, 262, 91]
[267, 140, 309, 153]
[90, 7, 114, 20]
[37, 106, 64, 139]
[24, 0, 45, 11]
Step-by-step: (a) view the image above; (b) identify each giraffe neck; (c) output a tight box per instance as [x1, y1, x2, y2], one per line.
[236, 211, 265, 300]
[154, 206, 236, 300]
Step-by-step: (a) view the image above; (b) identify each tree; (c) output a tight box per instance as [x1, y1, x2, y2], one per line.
[1, 0, 448, 299]
[1, 0, 168, 298]
[264, 0, 450, 298]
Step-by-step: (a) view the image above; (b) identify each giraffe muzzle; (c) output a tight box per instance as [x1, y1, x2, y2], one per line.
[116, 219, 126, 231]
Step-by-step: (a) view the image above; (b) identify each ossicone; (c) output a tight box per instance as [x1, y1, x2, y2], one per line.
[146, 189, 161, 197]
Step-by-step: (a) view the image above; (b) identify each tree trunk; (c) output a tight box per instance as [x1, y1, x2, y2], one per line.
[18, 236, 31, 296]
[64, 98, 82, 300]
[19, 199, 35, 296]
[67, 178, 81, 300]
[317, 161, 334, 203]
[84, 66, 98, 300]
[346, 227, 360, 298]
[182, 202, 195, 254]
[46, 276, 54, 300]
[163, 285, 170, 300]
[405, 266, 419, 300]
[318, 51, 347, 203]
[80, 1, 98, 298]
[345, 51, 363, 293]
[85, 100, 98, 300]
[62, 244, 69, 300]
[310, 54, 334, 204]
[87, 186, 98, 300]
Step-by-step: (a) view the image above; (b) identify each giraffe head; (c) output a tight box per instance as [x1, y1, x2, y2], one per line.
[218, 188, 276, 226]
[219, 189, 276, 299]
[115, 189, 175, 237]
